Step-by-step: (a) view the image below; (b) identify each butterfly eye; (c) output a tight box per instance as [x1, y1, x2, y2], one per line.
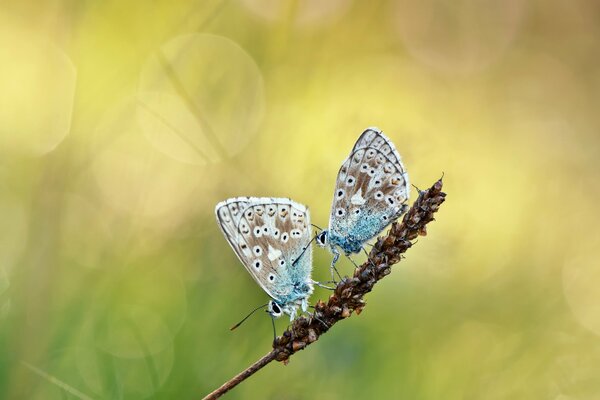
[382, 215, 388, 221]
[270, 301, 281, 316]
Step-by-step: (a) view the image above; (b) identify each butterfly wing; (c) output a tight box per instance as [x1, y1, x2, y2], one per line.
[215, 197, 313, 303]
[328, 128, 409, 252]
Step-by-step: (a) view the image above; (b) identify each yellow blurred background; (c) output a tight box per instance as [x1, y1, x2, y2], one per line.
[1, 0, 599, 399]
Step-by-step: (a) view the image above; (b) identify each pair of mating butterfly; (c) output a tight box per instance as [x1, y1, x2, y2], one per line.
[215, 128, 410, 324]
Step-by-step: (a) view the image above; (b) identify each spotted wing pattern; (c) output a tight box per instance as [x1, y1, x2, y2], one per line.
[328, 127, 409, 252]
[215, 197, 312, 303]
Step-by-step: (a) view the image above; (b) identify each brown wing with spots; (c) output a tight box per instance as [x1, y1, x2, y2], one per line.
[329, 128, 410, 234]
[215, 197, 312, 301]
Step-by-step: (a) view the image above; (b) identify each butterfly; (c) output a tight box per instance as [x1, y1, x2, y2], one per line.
[215, 197, 314, 321]
[316, 127, 410, 275]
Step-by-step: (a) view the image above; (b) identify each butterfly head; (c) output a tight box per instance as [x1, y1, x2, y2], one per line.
[316, 230, 329, 248]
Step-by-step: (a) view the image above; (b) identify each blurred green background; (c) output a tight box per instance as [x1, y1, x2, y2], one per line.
[1, 0, 599, 399]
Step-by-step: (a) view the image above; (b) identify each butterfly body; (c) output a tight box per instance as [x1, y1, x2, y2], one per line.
[317, 127, 410, 270]
[327, 209, 399, 255]
[215, 197, 313, 320]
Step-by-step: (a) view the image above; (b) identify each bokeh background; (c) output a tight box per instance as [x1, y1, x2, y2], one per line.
[1, 0, 599, 399]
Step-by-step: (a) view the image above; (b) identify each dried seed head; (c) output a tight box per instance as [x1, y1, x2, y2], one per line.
[292, 341, 306, 352]
[341, 306, 351, 318]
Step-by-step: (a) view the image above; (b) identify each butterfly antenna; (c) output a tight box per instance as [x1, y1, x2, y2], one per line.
[230, 303, 269, 331]
[292, 235, 318, 267]
[310, 223, 323, 231]
[271, 315, 277, 343]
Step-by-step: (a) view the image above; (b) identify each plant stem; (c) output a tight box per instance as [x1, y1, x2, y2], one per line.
[202, 350, 278, 400]
[202, 178, 446, 399]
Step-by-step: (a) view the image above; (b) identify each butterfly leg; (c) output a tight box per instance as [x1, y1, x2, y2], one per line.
[361, 246, 376, 268]
[312, 279, 335, 290]
[330, 250, 342, 282]
[308, 306, 330, 329]
[312, 313, 330, 329]
[345, 254, 360, 269]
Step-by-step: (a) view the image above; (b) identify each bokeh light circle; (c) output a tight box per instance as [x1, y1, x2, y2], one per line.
[240, 0, 351, 28]
[392, 0, 525, 75]
[92, 96, 202, 218]
[0, 14, 76, 156]
[138, 33, 265, 165]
